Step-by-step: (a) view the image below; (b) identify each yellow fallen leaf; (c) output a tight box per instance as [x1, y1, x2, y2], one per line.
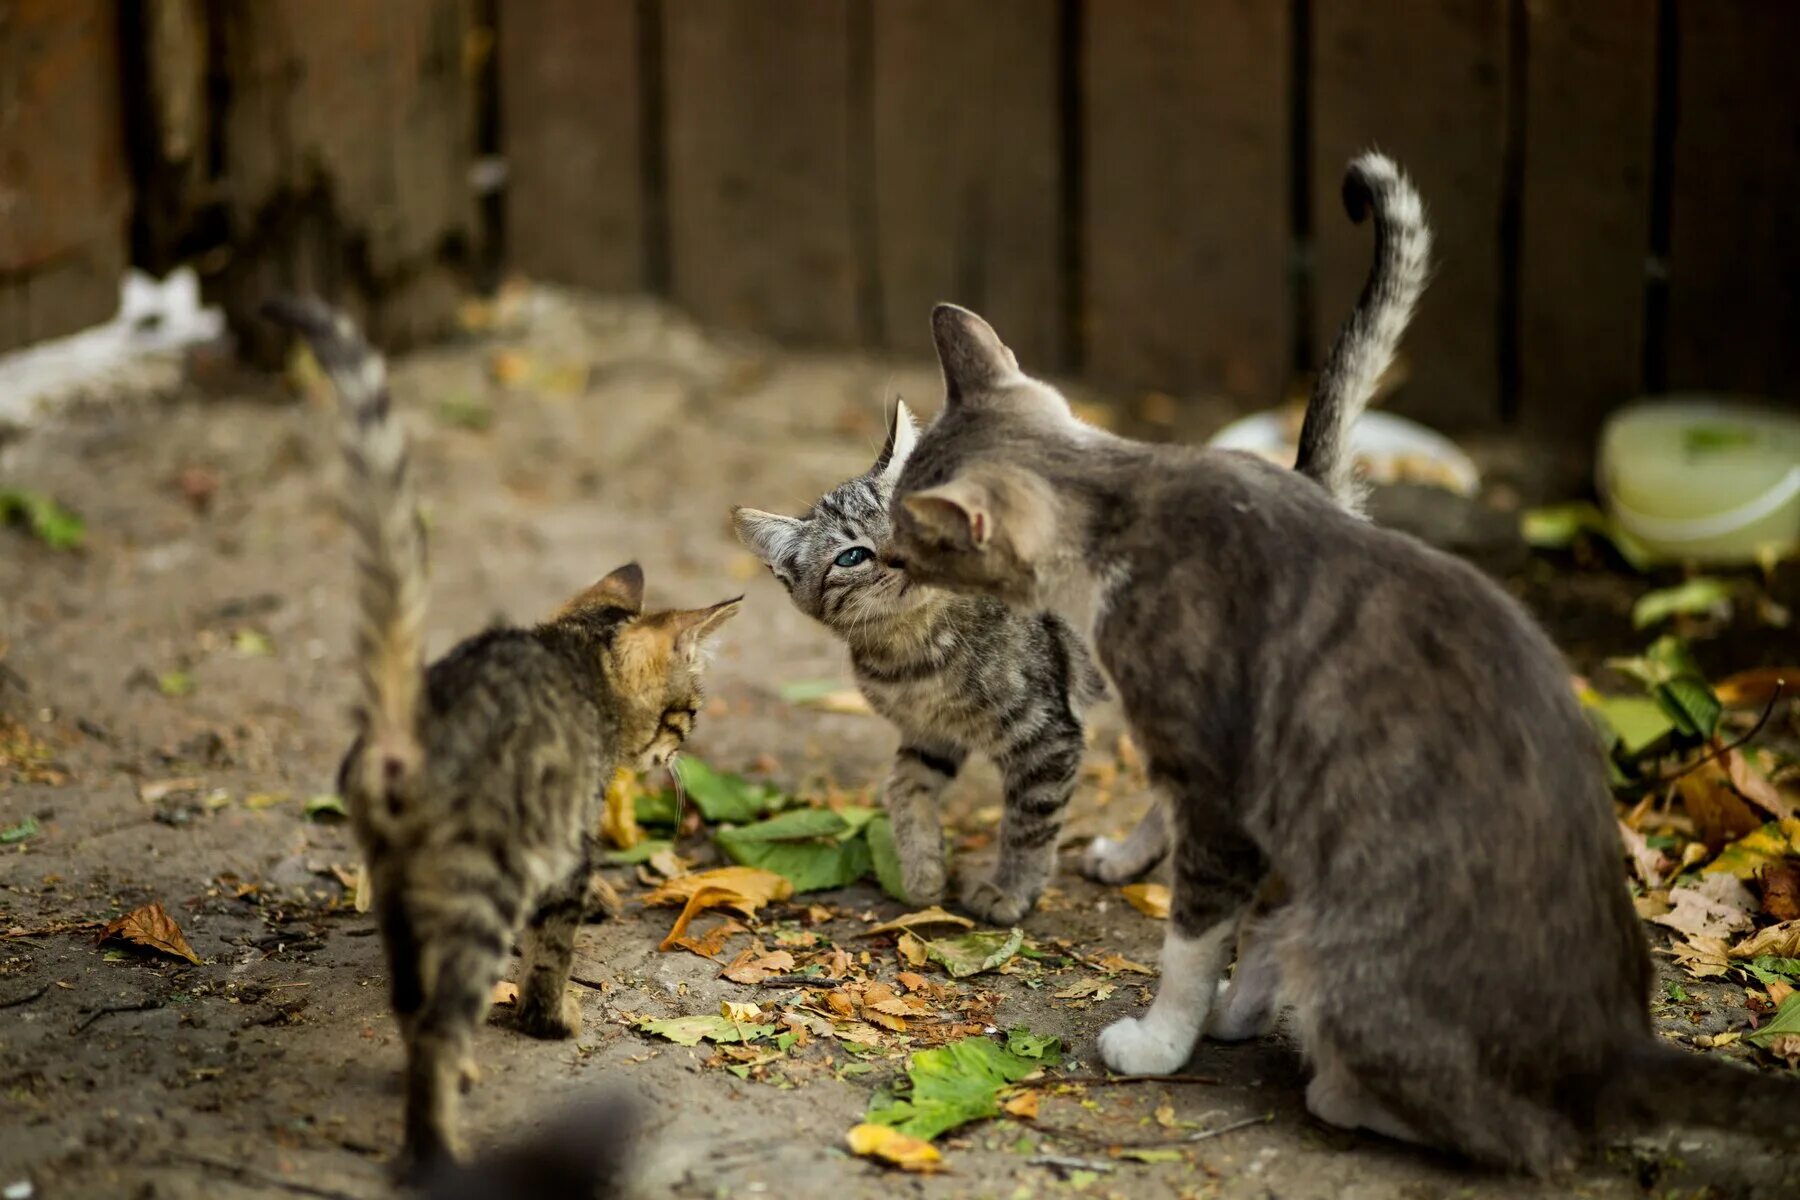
[491, 980, 519, 1006]
[721, 1000, 762, 1022]
[1714, 666, 1798, 710]
[1731, 919, 1800, 959]
[645, 867, 793, 953]
[845, 1123, 942, 1173]
[601, 767, 642, 850]
[896, 931, 927, 968]
[489, 348, 532, 386]
[865, 906, 976, 937]
[1768, 979, 1795, 1006]
[1093, 952, 1156, 975]
[245, 791, 289, 810]
[1122, 882, 1170, 920]
[1705, 821, 1800, 880]
[1003, 1090, 1040, 1119]
[99, 901, 201, 965]
[1671, 935, 1732, 979]
[809, 689, 873, 716]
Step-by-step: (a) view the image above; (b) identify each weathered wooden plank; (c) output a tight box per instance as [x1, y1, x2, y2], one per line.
[1083, 0, 1290, 400]
[1517, 0, 1656, 438]
[663, 0, 861, 345]
[871, 0, 1062, 366]
[203, 0, 477, 362]
[1313, 0, 1509, 430]
[1666, 1, 1800, 400]
[499, 0, 645, 293]
[0, 0, 128, 351]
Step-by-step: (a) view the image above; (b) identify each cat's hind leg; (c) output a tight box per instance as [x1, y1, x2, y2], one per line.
[1081, 794, 1170, 884]
[517, 876, 586, 1040]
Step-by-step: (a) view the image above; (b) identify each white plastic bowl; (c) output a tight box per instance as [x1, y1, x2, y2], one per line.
[1598, 398, 1800, 565]
[1207, 407, 1480, 496]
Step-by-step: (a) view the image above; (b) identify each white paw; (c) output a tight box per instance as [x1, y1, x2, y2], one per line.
[1097, 1015, 1193, 1076]
[1081, 836, 1135, 884]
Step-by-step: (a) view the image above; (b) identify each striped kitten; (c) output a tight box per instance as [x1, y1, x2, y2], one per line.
[888, 155, 1800, 1172]
[265, 299, 740, 1176]
[730, 154, 1426, 924]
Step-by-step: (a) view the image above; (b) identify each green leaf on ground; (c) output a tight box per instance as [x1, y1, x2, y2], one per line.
[1705, 823, 1796, 880]
[1583, 694, 1675, 757]
[1656, 676, 1722, 740]
[866, 814, 909, 902]
[777, 679, 844, 703]
[925, 927, 1025, 979]
[232, 630, 275, 657]
[0, 490, 85, 551]
[1, 816, 40, 845]
[303, 793, 348, 821]
[157, 670, 195, 698]
[1746, 993, 1800, 1046]
[635, 789, 680, 827]
[604, 838, 673, 866]
[1117, 1148, 1186, 1164]
[866, 1036, 1049, 1141]
[436, 392, 494, 431]
[675, 757, 790, 824]
[1633, 578, 1733, 630]
[715, 807, 873, 893]
[637, 1014, 776, 1047]
[1521, 502, 1609, 550]
[1004, 1027, 1063, 1063]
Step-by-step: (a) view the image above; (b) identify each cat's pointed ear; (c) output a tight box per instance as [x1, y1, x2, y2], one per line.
[731, 507, 802, 566]
[901, 476, 994, 550]
[557, 561, 645, 616]
[870, 398, 919, 485]
[932, 304, 1018, 404]
[670, 596, 743, 660]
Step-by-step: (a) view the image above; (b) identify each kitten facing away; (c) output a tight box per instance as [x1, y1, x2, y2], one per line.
[883, 163, 1800, 1173]
[263, 298, 740, 1178]
[730, 152, 1429, 923]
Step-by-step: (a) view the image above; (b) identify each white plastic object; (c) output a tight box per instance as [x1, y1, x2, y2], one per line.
[1207, 407, 1480, 496]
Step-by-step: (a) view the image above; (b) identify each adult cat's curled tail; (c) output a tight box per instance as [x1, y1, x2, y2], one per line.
[263, 297, 427, 818]
[1295, 151, 1433, 515]
[1600, 1040, 1800, 1146]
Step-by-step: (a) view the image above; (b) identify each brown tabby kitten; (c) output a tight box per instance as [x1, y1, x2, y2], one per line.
[882, 166, 1800, 1174]
[264, 298, 740, 1176]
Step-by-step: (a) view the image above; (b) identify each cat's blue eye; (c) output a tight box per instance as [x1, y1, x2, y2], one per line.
[834, 546, 874, 568]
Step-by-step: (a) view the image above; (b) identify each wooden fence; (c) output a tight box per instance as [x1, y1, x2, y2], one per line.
[3, 1, 1797, 443]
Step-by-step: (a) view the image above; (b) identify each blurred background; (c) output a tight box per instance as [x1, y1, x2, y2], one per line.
[4, 0, 1796, 452]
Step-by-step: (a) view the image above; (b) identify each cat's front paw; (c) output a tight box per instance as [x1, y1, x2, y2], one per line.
[1098, 1015, 1193, 1076]
[960, 877, 1034, 926]
[518, 990, 582, 1040]
[900, 858, 947, 908]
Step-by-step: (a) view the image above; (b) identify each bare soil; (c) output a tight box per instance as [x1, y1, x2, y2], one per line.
[1, 292, 1795, 1199]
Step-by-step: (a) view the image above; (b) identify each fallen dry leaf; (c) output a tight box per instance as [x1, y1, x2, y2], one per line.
[600, 767, 642, 850]
[1727, 749, 1794, 820]
[672, 916, 746, 960]
[1731, 919, 1800, 960]
[845, 1123, 941, 1173]
[1769, 979, 1796, 1007]
[1761, 1033, 1800, 1066]
[99, 901, 201, 965]
[865, 907, 975, 938]
[1762, 862, 1800, 922]
[1713, 667, 1798, 710]
[1677, 763, 1762, 851]
[1633, 891, 1673, 920]
[1618, 822, 1669, 889]
[1052, 978, 1116, 1003]
[1121, 882, 1170, 920]
[138, 777, 204, 803]
[646, 867, 794, 953]
[490, 980, 519, 1007]
[1652, 875, 1757, 942]
[895, 931, 928, 968]
[720, 948, 795, 984]
[1670, 935, 1732, 979]
[1003, 1090, 1040, 1120]
[1093, 952, 1156, 976]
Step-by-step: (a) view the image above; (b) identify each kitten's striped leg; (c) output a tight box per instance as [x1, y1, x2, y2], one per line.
[1082, 794, 1171, 884]
[883, 743, 966, 906]
[517, 877, 586, 1040]
[963, 715, 1083, 924]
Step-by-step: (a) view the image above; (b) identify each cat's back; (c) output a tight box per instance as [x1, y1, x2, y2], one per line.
[420, 627, 598, 783]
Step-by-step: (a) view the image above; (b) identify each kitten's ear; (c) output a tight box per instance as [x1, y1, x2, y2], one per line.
[558, 561, 645, 616]
[901, 476, 994, 550]
[931, 304, 1019, 404]
[870, 398, 920, 485]
[670, 596, 743, 660]
[731, 507, 802, 566]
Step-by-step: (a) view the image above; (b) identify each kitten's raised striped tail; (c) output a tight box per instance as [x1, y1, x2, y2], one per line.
[1295, 152, 1433, 516]
[263, 297, 427, 816]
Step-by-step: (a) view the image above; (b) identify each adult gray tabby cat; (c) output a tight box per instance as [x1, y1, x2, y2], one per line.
[884, 158, 1800, 1174]
[731, 152, 1428, 924]
[265, 298, 740, 1176]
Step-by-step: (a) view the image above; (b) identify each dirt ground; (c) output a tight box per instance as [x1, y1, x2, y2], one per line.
[2, 290, 1796, 1200]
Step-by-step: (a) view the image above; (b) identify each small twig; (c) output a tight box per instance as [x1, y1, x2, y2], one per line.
[1655, 681, 1785, 785]
[74, 998, 163, 1033]
[1039, 1111, 1273, 1151]
[1048, 1073, 1222, 1087]
[570, 974, 610, 991]
[749, 974, 831, 987]
[172, 1152, 367, 1200]
[0, 983, 49, 1010]
[1028, 1154, 1115, 1175]
[1183, 1112, 1274, 1143]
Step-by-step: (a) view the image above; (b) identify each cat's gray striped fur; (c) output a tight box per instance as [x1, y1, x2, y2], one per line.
[886, 156, 1800, 1174]
[733, 153, 1428, 923]
[265, 298, 739, 1177]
